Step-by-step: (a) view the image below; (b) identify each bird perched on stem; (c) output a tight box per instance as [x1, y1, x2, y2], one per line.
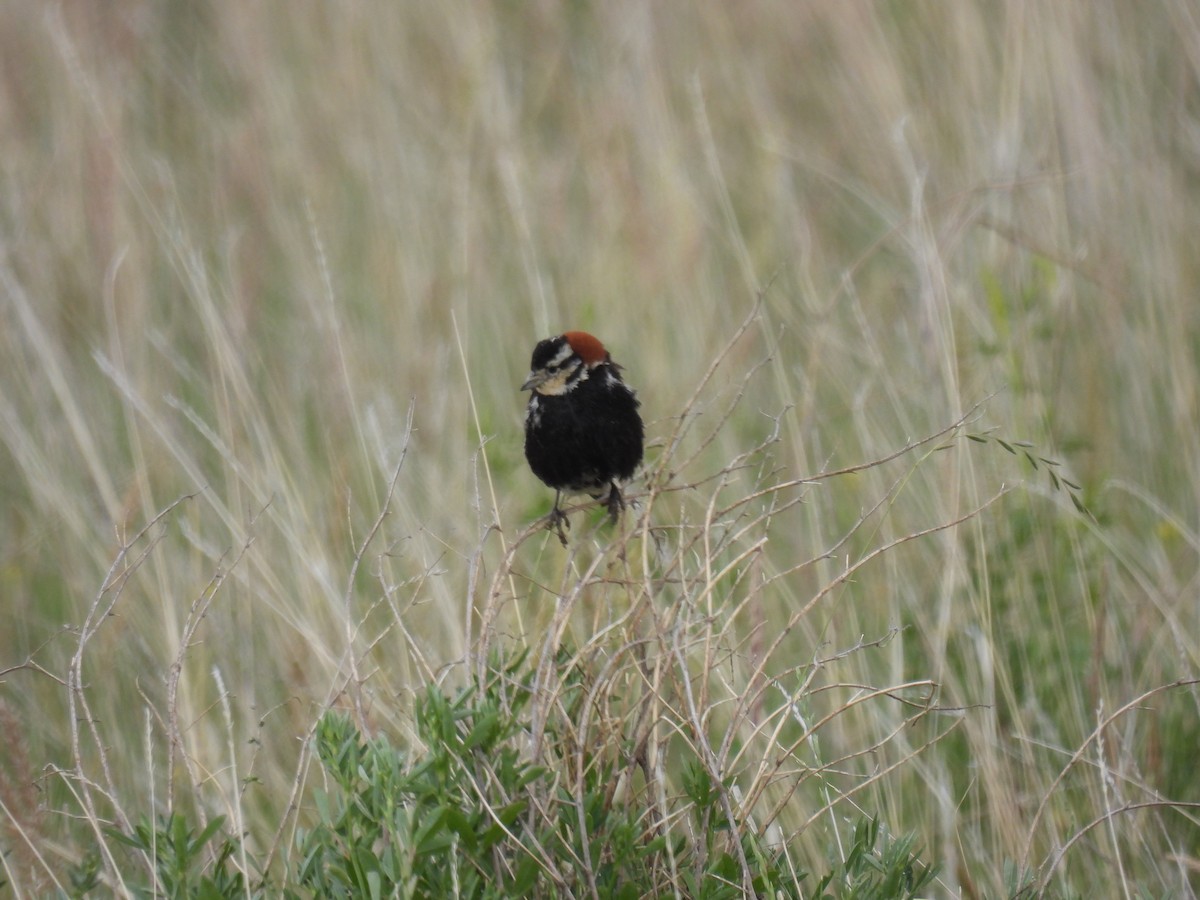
[521, 331, 644, 545]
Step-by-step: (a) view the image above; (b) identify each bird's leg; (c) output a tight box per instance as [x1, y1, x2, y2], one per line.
[605, 482, 624, 523]
[547, 490, 570, 547]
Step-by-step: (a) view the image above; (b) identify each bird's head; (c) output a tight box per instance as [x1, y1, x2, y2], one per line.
[520, 331, 612, 396]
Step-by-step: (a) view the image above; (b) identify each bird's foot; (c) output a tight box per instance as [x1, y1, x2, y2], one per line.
[546, 504, 570, 547]
[605, 483, 624, 523]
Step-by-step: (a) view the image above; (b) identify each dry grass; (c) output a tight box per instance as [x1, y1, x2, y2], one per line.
[1, 1, 1199, 895]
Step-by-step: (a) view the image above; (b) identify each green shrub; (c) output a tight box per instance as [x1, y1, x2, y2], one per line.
[290, 652, 937, 899]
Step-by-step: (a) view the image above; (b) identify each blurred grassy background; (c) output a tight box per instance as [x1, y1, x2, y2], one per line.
[2, 1, 1198, 895]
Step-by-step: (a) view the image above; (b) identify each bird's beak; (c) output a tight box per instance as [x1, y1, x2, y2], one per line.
[521, 370, 549, 391]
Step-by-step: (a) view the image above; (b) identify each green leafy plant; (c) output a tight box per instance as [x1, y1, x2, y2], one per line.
[293, 651, 938, 899]
[295, 653, 546, 898]
[105, 813, 253, 899]
[811, 818, 936, 899]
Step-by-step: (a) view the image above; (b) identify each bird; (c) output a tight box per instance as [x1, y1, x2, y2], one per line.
[521, 331, 644, 543]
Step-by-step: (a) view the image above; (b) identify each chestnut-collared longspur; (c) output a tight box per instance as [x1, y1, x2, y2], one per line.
[521, 331, 643, 539]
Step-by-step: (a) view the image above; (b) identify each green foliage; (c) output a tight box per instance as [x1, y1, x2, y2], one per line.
[81, 657, 938, 899]
[810, 818, 936, 899]
[65, 850, 101, 896]
[295, 667, 544, 898]
[1003, 859, 1042, 898]
[104, 813, 254, 899]
[291, 652, 938, 899]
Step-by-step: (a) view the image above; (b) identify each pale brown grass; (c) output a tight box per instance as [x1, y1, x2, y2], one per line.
[1, 2, 1198, 895]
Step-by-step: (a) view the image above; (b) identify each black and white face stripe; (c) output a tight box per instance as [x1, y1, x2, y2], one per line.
[529, 359, 589, 396]
[523, 339, 592, 397]
[545, 341, 576, 369]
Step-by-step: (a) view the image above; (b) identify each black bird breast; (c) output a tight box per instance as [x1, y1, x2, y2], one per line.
[524, 367, 644, 494]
